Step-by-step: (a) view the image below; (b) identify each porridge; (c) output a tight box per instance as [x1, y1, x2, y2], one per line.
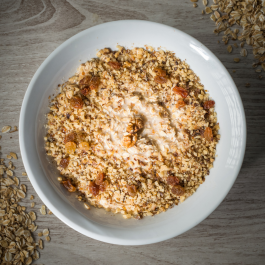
[44, 46, 220, 219]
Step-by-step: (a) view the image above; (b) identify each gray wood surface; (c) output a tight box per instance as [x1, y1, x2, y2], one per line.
[0, 0, 264, 264]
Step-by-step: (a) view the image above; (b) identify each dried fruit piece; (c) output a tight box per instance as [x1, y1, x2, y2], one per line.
[95, 172, 105, 185]
[175, 99, 186, 108]
[79, 142, 90, 151]
[172, 86, 189, 98]
[69, 96, 83, 109]
[65, 142, 76, 154]
[108, 61, 121, 69]
[153, 67, 166, 77]
[127, 185, 137, 197]
[79, 75, 91, 86]
[89, 76, 100, 90]
[80, 87, 90, 96]
[171, 185, 185, 196]
[122, 134, 137, 148]
[204, 127, 213, 141]
[2, 126, 11, 133]
[203, 100, 215, 109]
[154, 75, 167, 84]
[167, 175, 180, 186]
[62, 179, 76, 192]
[59, 157, 70, 168]
[89, 182, 99, 196]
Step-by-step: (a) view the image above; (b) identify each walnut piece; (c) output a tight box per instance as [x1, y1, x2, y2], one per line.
[126, 117, 144, 133]
[122, 134, 137, 148]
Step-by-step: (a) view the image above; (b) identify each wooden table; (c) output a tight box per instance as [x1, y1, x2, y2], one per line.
[1, 0, 264, 264]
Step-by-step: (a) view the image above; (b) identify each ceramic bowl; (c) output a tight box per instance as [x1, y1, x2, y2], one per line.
[19, 20, 246, 245]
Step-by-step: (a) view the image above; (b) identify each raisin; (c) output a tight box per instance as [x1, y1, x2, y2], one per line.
[167, 175, 180, 186]
[66, 113, 70, 119]
[79, 75, 91, 86]
[127, 185, 137, 197]
[99, 180, 108, 191]
[80, 87, 90, 96]
[154, 75, 167, 84]
[204, 127, 213, 141]
[89, 182, 99, 196]
[79, 142, 90, 151]
[203, 100, 215, 109]
[69, 96, 83, 109]
[59, 157, 70, 169]
[62, 179, 76, 192]
[64, 132, 76, 144]
[65, 142, 76, 154]
[172, 86, 189, 98]
[154, 67, 166, 77]
[171, 185, 185, 196]
[108, 61, 121, 69]
[89, 76, 100, 90]
[175, 99, 186, 108]
[95, 172, 105, 185]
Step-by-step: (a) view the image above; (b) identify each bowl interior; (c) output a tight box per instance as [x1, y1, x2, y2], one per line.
[20, 20, 246, 245]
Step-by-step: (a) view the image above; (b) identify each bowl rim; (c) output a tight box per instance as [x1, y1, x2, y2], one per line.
[19, 20, 247, 245]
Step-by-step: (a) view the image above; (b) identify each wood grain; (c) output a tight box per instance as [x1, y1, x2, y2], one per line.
[0, 0, 265, 264]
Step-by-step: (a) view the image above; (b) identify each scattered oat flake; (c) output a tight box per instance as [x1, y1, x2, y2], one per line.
[31, 202, 35, 207]
[193, 3, 197, 7]
[45, 236, 51, 242]
[240, 49, 247, 57]
[22, 172, 27, 176]
[38, 232, 43, 237]
[259, 75, 263, 79]
[10, 152, 17, 159]
[6, 169, 13, 176]
[40, 205, 46, 215]
[43, 228, 49, 236]
[233, 43, 238, 48]
[39, 239, 44, 249]
[6, 155, 12, 159]
[190, 0, 198, 2]
[9, 125, 18, 133]
[203, 0, 208, 6]
[202, 10, 205, 14]
[48, 210, 53, 215]
[255, 69, 262, 73]
[227, 45, 232, 53]
[29, 211, 37, 221]
[30, 195, 34, 200]
[234, 58, 240, 63]
[205, 7, 212, 14]
[1, 126, 11, 133]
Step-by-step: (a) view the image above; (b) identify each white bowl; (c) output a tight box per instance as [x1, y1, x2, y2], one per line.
[19, 20, 246, 245]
